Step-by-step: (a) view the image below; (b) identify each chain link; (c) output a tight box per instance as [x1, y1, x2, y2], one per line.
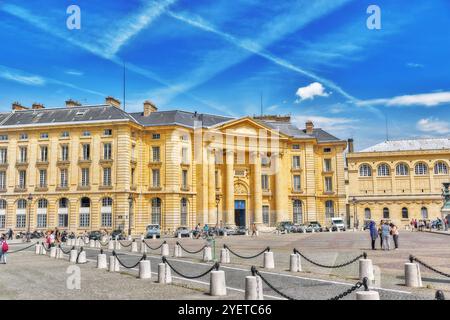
[176, 241, 207, 254]
[162, 256, 219, 279]
[118, 240, 133, 248]
[113, 251, 146, 269]
[8, 242, 36, 254]
[293, 248, 365, 269]
[251, 266, 295, 300]
[224, 244, 270, 259]
[410, 255, 450, 278]
[59, 244, 74, 255]
[143, 240, 166, 250]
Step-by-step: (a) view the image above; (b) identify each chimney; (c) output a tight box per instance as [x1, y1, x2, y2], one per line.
[305, 120, 314, 134]
[65, 99, 81, 108]
[347, 138, 354, 153]
[143, 100, 158, 116]
[12, 102, 28, 111]
[32, 103, 45, 110]
[105, 96, 121, 108]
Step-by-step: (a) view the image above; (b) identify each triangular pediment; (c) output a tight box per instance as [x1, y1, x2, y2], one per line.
[209, 117, 288, 138]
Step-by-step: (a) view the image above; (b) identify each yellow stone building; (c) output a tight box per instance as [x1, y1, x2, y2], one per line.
[347, 139, 450, 228]
[0, 97, 347, 235]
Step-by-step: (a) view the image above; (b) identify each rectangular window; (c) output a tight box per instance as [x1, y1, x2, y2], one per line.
[40, 146, 48, 162]
[60, 169, 68, 187]
[292, 156, 300, 169]
[181, 147, 188, 164]
[0, 135, 8, 141]
[82, 130, 91, 137]
[182, 170, 188, 189]
[324, 148, 331, 153]
[131, 168, 135, 186]
[103, 167, 111, 186]
[152, 133, 160, 139]
[82, 144, 90, 160]
[0, 214, 5, 229]
[103, 129, 112, 136]
[79, 213, 90, 227]
[0, 148, 7, 164]
[81, 168, 89, 186]
[16, 214, 26, 228]
[101, 212, 112, 227]
[18, 170, 26, 188]
[103, 143, 112, 160]
[325, 177, 333, 192]
[61, 145, 69, 161]
[293, 175, 301, 191]
[152, 146, 160, 162]
[60, 131, 69, 138]
[37, 214, 47, 228]
[261, 174, 269, 190]
[0, 171, 6, 189]
[152, 169, 160, 187]
[324, 159, 332, 172]
[19, 146, 27, 163]
[292, 144, 300, 150]
[40, 133, 48, 139]
[19, 133, 28, 140]
[262, 205, 270, 225]
[58, 214, 68, 228]
[39, 169, 47, 187]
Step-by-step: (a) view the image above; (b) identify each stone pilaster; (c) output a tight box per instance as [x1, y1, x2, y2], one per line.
[225, 150, 235, 226]
[253, 152, 263, 225]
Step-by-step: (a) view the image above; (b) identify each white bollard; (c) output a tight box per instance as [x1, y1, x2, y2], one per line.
[173, 244, 182, 257]
[131, 241, 138, 253]
[75, 238, 80, 247]
[255, 231, 259, 237]
[220, 248, 230, 264]
[77, 250, 87, 263]
[69, 249, 78, 263]
[359, 258, 374, 282]
[337, 228, 341, 232]
[161, 243, 170, 257]
[97, 253, 107, 269]
[50, 246, 57, 258]
[245, 230, 249, 236]
[35, 243, 40, 255]
[140, 241, 147, 254]
[109, 256, 120, 272]
[203, 246, 212, 262]
[311, 228, 315, 233]
[128, 235, 132, 241]
[356, 291, 380, 300]
[189, 233, 193, 239]
[152, 234, 156, 240]
[56, 248, 64, 259]
[224, 231, 228, 237]
[158, 263, 172, 284]
[140, 234, 144, 241]
[40, 246, 47, 255]
[289, 253, 302, 272]
[89, 239, 95, 248]
[139, 260, 151, 279]
[263, 251, 275, 269]
[108, 241, 114, 251]
[115, 240, 121, 250]
[405, 262, 423, 287]
[96, 240, 101, 248]
[245, 276, 264, 300]
[178, 233, 182, 239]
[210, 270, 227, 296]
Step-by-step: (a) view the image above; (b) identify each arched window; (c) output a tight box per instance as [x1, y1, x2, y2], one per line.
[377, 164, 390, 176]
[434, 162, 448, 175]
[0, 199, 6, 229]
[383, 207, 390, 219]
[58, 198, 69, 228]
[79, 197, 90, 227]
[151, 198, 162, 225]
[180, 198, 188, 226]
[101, 197, 113, 227]
[359, 164, 372, 177]
[402, 207, 409, 219]
[421, 207, 428, 219]
[325, 200, 334, 222]
[415, 163, 428, 175]
[364, 208, 371, 219]
[16, 199, 27, 228]
[396, 163, 409, 176]
[293, 200, 303, 224]
[36, 198, 48, 228]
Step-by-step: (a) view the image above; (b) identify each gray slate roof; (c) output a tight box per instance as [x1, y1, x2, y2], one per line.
[361, 138, 450, 152]
[129, 110, 232, 128]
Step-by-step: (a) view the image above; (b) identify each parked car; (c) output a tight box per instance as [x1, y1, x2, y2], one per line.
[145, 224, 161, 239]
[175, 226, 191, 238]
[276, 221, 295, 233]
[306, 222, 322, 233]
[292, 223, 307, 233]
[234, 226, 247, 235]
[330, 217, 346, 231]
[88, 230, 102, 240]
[111, 229, 125, 240]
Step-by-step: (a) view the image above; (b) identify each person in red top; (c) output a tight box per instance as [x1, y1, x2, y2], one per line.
[0, 234, 8, 264]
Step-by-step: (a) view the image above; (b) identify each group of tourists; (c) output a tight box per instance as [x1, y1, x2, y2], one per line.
[368, 220, 399, 251]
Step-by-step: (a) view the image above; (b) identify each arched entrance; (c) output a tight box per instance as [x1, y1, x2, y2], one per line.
[234, 181, 249, 227]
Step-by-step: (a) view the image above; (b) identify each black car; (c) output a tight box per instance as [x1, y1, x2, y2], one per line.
[88, 230, 102, 240]
[111, 229, 125, 240]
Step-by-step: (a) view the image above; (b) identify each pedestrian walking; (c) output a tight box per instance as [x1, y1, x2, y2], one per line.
[251, 223, 257, 237]
[378, 221, 383, 249]
[0, 234, 8, 264]
[390, 223, 399, 249]
[381, 221, 391, 251]
[369, 221, 378, 250]
[7, 228, 13, 240]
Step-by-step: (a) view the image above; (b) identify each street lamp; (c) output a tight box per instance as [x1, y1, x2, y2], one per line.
[128, 194, 133, 236]
[215, 194, 221, 235]
[352, 196, 357, 230]
[26, 193, 33, 242]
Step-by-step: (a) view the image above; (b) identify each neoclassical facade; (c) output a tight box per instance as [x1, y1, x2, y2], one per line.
[347, 139, 450, 228]
[0, 97, 347, 234]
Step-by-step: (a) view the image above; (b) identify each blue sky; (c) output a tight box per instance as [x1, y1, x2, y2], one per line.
[0, 0, 449, 150]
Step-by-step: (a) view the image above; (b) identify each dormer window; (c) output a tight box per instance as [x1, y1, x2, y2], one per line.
[292, 144, 300, 150]
[19, 133, 28, 140]
[323, 148, 331, 153]
[40, 133, 48, 139]
[103, 129, 112, 136]
[61, 131, 69, 138]
[82, 130, 91, 137]
[152, 133, 160, 140]
[75, 110, 87, 116]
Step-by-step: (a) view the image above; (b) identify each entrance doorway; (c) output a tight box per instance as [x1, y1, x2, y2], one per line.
[235, 200, 246, 227]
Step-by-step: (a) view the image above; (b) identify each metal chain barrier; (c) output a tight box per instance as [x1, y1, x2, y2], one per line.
[176, 241, 207, 254]
[251, 266, 295, 300]
[327, 277, 369, 300]
[410, 255, 450, 278]
[76, 247, 87, 264]
[118, 240, 133, 248]
[112, 250, 146, 269]
[293, 248, 366, 269]
[143, 240, 166, 250]
[59, 244, 74, 255]
[8, 242, 36, 254]
[162, 256, 219, 279]
[224, 244, 270, 259]
[99, 239, 109, 246]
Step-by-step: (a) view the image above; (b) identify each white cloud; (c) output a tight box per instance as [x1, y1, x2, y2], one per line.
[416, 117, 450, 134]
[295, 82, 330, 102]
[358, 91, 450, 107]
[0, 66, 45, 86]
[406, 62, 424, 68]
[65, 70, 83, 76]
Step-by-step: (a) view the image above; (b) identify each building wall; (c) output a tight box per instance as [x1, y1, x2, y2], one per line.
[347, 149, 449, 228]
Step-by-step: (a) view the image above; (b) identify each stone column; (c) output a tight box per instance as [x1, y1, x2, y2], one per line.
[208, 148, 217, 224]
[275, 153, 287, 222]
[225, 150, 235, 226]
[253, 152, 263, 225]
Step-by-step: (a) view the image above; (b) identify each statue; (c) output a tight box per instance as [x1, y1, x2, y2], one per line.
[441, 183, 450, 231]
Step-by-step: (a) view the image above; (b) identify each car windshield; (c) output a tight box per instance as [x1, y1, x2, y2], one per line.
[333, 220, 344, 224]
[146, 225, 159, 230]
